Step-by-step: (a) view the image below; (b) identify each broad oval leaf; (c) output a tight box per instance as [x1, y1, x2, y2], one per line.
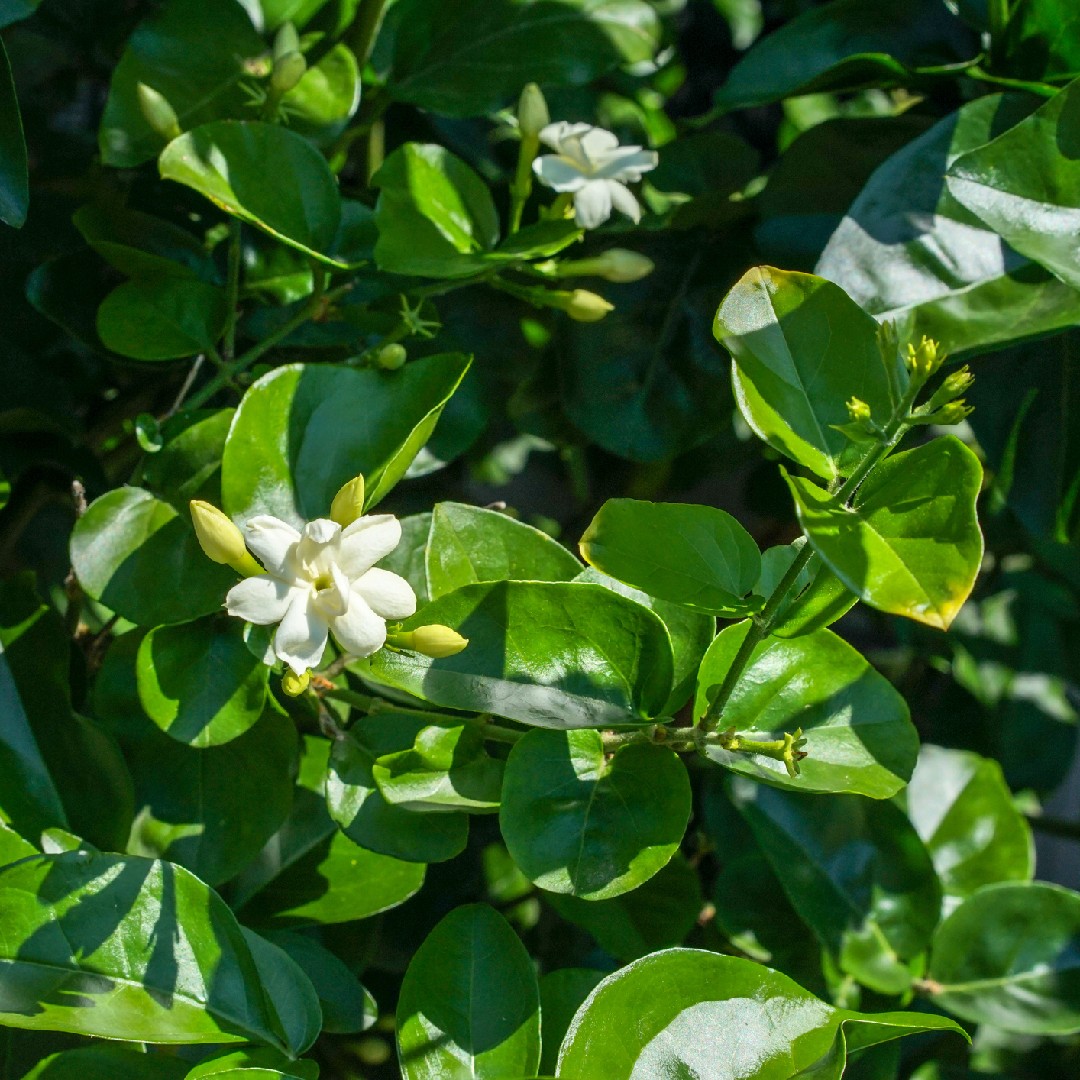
[927, 882, 1080, 1035]
[71, 487, 237, 627]
[499, 728, 691, 900]
[160, 121, 344, 267]
[579, 498, 761, 616]
[0, 851, 301, 1052]
[427, 501, 582, 599]
[695, 624, 918, 798]
[22, 1046, 188, 1080]
[361, 580, 674, 728]
[396, 904, 541, 1080]
[239, 928, 322, 1056]
[221, 356, 470, 525]
[714, 266, 908, 482]
[785, 435, 984, 629]
[184, 1048, 320, 1079]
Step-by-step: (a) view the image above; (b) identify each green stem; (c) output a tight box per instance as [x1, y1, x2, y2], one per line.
[222, 219, 242, 362]
[509, 135, 538, 235]
[966, 64, 1056, 96]
[346, 0, 389, 66]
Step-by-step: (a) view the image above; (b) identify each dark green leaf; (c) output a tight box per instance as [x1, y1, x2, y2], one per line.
[785, 436, 984, 630]
[220, 356, 471, 524]
[0, 39, 28, 227]
[361, 581, 674, 728]
[239, 929, 322, 1056]
[754, 540, 857, 638]
[378, 511, 432, 604]
[21, 1046, 188, 1080]
[141, 409, 233, 510]
[1005, 0, 1080, 80]
[540, 968, 607, 1077]
[282, 44, 361, 143]
[396, 904, 540, 1079]
[184, 1048, 320, 1079]
[500, 728, 691, 899]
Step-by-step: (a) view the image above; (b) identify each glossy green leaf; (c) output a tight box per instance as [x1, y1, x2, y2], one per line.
[220, 356, 470, 525]
[695, 623, 918, 798]
[816, 94, 1080, 356]
[362, 581, 674, 728]
[99, 0, 264, 167]
[786, 436, 984, 630]
[714, 0, 973, 112]
[714, 266, 907, 482]
[160, 121, 344, 267]
[0, 39, 28, 227]
[184, 1048, 319, 1079]
[947, 78, 1080, 292]
[0, 819, 37, 868]
[731, 781, 942, 993]
[22, 1046, 188, 1080]
[904, 744, 1033, 911]
[382, 0, 660, 117]
[427, 501, 581, 599]
[927, 882, 1080, 1034]
[0, 851, 303, 1051]
[579, 498, 761, 616]
[71, 487, 238, 626]
[1004, 0, 1080, 80]
[540, 970, 607, 1077]
[379, 511, 432, 605]
[557, 949, 965, 1078]
[754, 540, 856, 638]
[327, 717, 469, 863]
[142, 409, 233, 510]
[500, 729, 691, 900]
[396, 904, 540, 1080]
[239, 929, 321, 1056]
[373, 143, 500, 278]
[282, 44, 361, 142]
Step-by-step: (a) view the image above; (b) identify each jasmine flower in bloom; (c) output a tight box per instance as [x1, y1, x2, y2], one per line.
[224, 513, 416, 674]
[533, 122, 658, 229]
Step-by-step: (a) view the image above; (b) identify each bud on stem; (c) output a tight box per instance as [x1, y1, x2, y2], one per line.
[387, 625, 469, 658]
[330, 474, 366, 528]
[137, 83, 182, 142]
[281, 669, 310, 697]
[555, 248, 655, 283]
[190, 501, 263, 576]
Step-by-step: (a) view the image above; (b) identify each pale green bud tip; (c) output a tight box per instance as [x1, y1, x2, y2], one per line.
[559, 249, 655, 283]
[563, 289, 614, 322]
[373, 342, 407, 370]
[273, 21, 301, 62]
[845, 396, 872, 424]
[190, 500, 250, 569]
[389, 625, 469, 658]
[932, 400, 973, 426]
[281, 669, 310, 697]
[330, 474, 366, 528]
[942, 365, 974, 397]
[905, 336, 945, 379]
[271, 51, 307, 94]
[136, 83, 181, 142]
[518, 82, 550, 140]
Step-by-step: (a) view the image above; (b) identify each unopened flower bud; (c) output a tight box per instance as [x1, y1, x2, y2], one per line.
[330, 474, 366, 528]
[931, 400, 973, 426]
[517, 82, 550, 141]
[272, 51, 307, 94]
[388, 625, 469, 658]
[137, 83, 181, 142]
[273, 21, 301, 63]
[905, 336, 945, 380]
[559, 289, 614, 322]
[846, 397, 872, 424]
[558, 248, 655, 283]
[372, 342, 407, 370]
[190, 500, 262, 576]
[281, 669, 310, 697]
[927, 365, 975, 410]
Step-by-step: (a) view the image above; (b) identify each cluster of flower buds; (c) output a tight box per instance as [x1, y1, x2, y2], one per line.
[908, 339, 974, 426]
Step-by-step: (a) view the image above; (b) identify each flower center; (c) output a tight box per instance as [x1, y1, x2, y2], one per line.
[312, 572, 334, 591]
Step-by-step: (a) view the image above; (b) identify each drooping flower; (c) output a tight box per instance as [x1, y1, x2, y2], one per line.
[533, 122, 658, 229]
[224, 513, 416, 675]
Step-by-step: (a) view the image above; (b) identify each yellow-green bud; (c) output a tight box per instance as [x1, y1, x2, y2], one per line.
[927, 364, 975, 410]
[330, 474, 366, 528]
[559, 289, 614, 322]
[517, 82, 550, 141]
[271, 51, 307, 94]
[905, 336, 945, 380]
[281, 669, 310, 697]
[389, 625, 469, 658]
[372, 342, 407, 370]
[136, 82, 181, 142]
[273, 21, 301, 62]
[845, 396, 872, 424]
[189, 500, 262, 576]
[930, 400, 973, 426]
[558, 249, 655, 283]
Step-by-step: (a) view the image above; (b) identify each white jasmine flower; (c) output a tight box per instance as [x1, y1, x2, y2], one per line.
[224, 514, 416, 675]
[533, 122, 658, 229]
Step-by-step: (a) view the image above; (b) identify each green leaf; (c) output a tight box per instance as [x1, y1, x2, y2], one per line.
[379, 511, 432, 604]
[695, 623, 918, 798]
[21, 1046, 189, 1080]
[240, 928, 322, 1056]
[785, 436, 984, 630]
[99, 0, 265, 167]
[0, 39, 28, 227]
[396, 904, 540, 1080]
[361, 581, 674, 728]
[927, 882, 1080, 1034]
[373, 143, 500, 279]
[220, 356, 470, 525]
[499, 729, 691, 900]
[714, 0, 973, 112]
[579, 498, 761, 616]
[71, 486, 238, 626]
[141, 409, 234, 510]
[947, 78, 1080, 293]
[1004, 0, 1080, 80]
[382, 0, 660, 117]
[904, 745, 1033, 911]
[282, 43, 361, 142]
[714, 266, 908, 482]
[427, 501, 582, 599]
[545, 853, 703, 961]
[556, 949, 965, 1078]
[0, 819, 38, 868]
[816, 94, 1080, 357]
[539, 968, 607, 1077]
[0, 851, 303, 1052]
[160, 121, 344, 267]
[327, 717, 469, 863]
[136, 618, 268, 747]
[754, 540, 857, 638]
[730, 781, 942, 994]
[184, 1048, 320, 1079]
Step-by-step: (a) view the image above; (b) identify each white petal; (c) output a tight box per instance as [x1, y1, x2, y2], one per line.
[226, 575, 296, 625]
[607, 180, 642, 223]
[337, 515, 402, 578]
[330, 594, 387, 658]
[595, 147, 658, 182]
[539, 121, 592, 152]
[579, 127, 620, 162]
[533, 155, 588, 192]
[311, 561, 350, 619]
[573, 181, 613, 229]
[303, 518, 340, 544]
[274, 591, 329, 675]
[296, 517, 341, 579]
[244, 516, 300, 577]
[354, 567, 417, 620]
